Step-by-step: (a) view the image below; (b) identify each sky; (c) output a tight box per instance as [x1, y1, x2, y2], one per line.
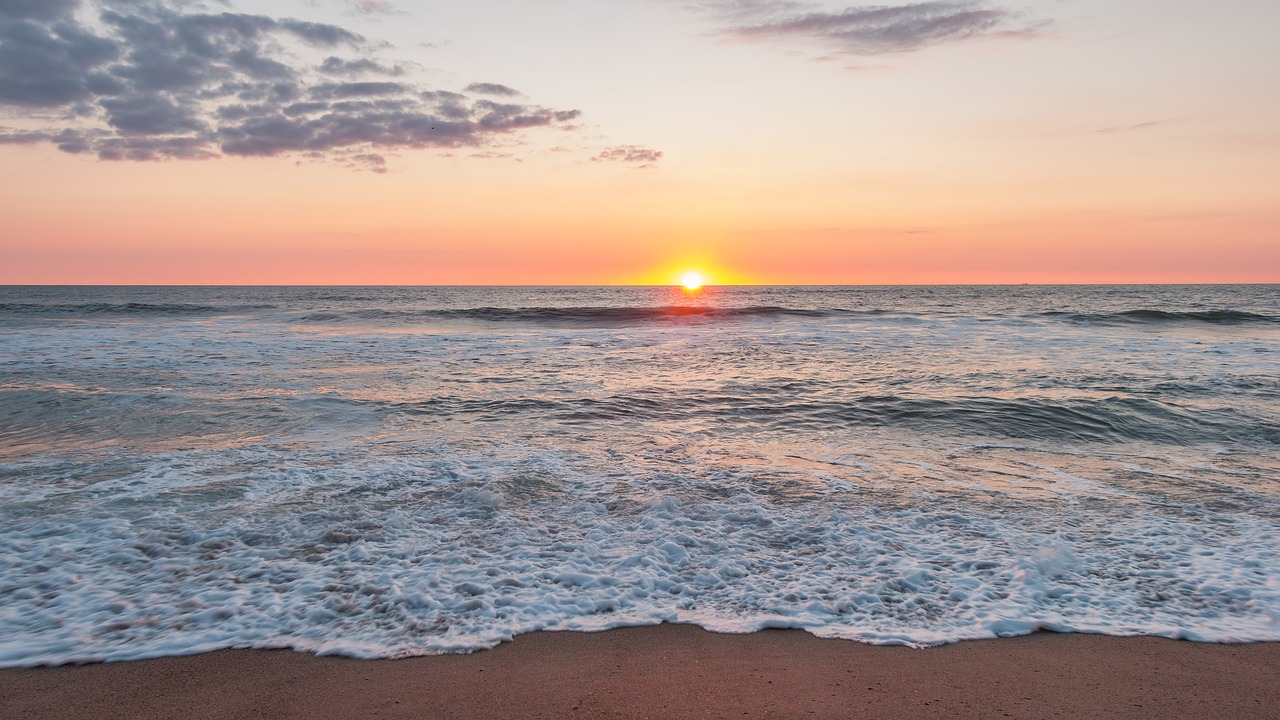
[0, 0, 1277, 284]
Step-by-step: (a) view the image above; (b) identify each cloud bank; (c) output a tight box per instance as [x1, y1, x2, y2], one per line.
[0, 0, 582, 170]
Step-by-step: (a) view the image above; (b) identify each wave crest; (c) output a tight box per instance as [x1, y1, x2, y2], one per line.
[290, 306, 844, 325]
[1046, 310, 1278, 325]
[0, 302, 275, 317]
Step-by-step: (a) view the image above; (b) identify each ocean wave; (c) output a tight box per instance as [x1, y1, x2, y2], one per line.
[1044, 309, 1280, 325]
[0, 302, 276, 317]
[9, 388, 1269, 458]
[288, 305, 853, 325]
[382, 393, 1276, 445]
[8, 300, 1275, 327]
[3, 285, 1278, 667]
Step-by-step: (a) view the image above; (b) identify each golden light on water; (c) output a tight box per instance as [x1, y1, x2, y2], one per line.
[681, 272, 705, 291]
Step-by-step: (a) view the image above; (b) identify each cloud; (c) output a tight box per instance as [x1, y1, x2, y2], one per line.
[470, 150, 519, 161]
[684, 1, 1044, 56]
[337, 151, 387, 172]
[593, 145, 664, 168]
[319, 56, 406, 77]
[1088, 121, 1163, 135]
[0, 129, 66, 145]
[465, 82, 521, 97]
[0, 6, 118, 107]
[0, 0, 82, 22]
[276, 18, 364, 47]
[0, 1, 582, 168]
[309, 81, 411, 99]
[347, 0, 397, 14]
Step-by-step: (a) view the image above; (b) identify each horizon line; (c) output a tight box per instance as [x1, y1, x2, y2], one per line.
[2, 282, 1278, 288]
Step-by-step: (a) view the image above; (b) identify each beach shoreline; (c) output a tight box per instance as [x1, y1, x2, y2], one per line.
[3, 624, 1277, 719]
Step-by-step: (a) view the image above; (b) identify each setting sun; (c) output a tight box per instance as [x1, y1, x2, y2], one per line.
[681, 272, 705, 290]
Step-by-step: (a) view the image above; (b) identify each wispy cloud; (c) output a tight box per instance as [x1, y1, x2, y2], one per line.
[674, 1, 1046, 57]
[1088, 121, 1163, 136]
[594, 145, 665, 168]
[0, 1, 582, 171]
[347, 0, 398, 15]
[465, 82, 522, 97]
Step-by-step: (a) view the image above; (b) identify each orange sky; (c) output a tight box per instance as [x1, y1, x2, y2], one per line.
[1, 0, 1277, 284]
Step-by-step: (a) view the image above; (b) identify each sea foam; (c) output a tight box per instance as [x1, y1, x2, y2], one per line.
[1, 436, 1277, 667]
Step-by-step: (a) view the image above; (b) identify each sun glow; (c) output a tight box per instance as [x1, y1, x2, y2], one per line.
[681, 272, 705, 291]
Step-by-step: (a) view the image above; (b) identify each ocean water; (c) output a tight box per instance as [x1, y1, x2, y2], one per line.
[1, 285, 1277, 666]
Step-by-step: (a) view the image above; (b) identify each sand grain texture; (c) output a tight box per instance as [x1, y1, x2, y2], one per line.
[3, 626, 1278, 719]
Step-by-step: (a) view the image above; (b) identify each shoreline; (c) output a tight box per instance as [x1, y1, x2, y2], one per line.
[3, 625, 1277, 719]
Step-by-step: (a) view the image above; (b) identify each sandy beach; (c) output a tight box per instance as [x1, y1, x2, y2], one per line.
[3, 625, 1277, 719]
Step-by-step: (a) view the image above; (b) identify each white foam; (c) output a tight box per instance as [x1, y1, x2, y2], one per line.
[1, 439, 1278, 667]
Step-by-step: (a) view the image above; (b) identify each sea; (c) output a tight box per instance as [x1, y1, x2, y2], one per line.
[1, 285, 1277, 666]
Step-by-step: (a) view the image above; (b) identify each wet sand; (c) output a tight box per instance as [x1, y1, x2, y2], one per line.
[3, 625, 1277, 719]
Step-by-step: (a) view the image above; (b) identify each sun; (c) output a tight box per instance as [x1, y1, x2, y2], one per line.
[681, 272, 705, 291]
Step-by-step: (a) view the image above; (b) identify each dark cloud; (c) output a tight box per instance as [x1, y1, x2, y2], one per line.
[704, 1, 1044, 56]
[0, 1, 583, 168]
[0, 127, 102, 154]
[277, 18, 363, 47]
[311, 81, 410, 99]
[101, 92, 206, 134]
[472, 100, 581, 130]
[0, 8, 118, 107]
[0, 130, 58, 144]
[319, 56, 405, 77]
[593, 145, 664, 167]
[0, 0, 81, 21]
[94, 134, 221, 161]
[465, 82, 521, 97]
